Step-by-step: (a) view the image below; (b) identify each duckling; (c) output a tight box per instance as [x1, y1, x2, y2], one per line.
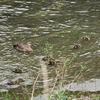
[7, 78, 25, 85]
[12, 68, 23, 73]
[7, 80, 15, 85]
[48, 58, 56, 66]
[81, 36, 90, 41]
[15, 78, 25, 84]
[42, 56, 49, 61]
[72, 44, 81, 49]
[13, 42, 33, 52]
[42, 57, 56, 66]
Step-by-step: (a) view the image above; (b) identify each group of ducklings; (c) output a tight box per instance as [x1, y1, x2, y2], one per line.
[71, 35, 90, 49]
[7, 68, 24, 85]
[42, 56, 62, 66]
[41, 35, 90, 66]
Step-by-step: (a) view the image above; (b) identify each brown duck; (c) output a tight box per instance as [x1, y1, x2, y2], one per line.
[13, 42, 33, 52]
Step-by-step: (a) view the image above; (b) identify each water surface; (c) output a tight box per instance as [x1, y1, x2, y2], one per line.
[0, 0, 100, 99]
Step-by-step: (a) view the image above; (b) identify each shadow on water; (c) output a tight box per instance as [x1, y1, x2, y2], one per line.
[0, 0, 100, 99]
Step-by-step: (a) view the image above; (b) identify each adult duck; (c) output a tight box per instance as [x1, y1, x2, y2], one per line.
[13, 42, 33, 52]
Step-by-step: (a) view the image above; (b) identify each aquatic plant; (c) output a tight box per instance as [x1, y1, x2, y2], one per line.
[1, 93, 19, 100]
[49, 91, 68, 100]
[43, 43, 54, 58]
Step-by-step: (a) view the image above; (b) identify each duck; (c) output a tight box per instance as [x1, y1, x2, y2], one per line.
[13, 42, 33, 52]
[71, 44, 81, 49]
[81, 36, 90, 41]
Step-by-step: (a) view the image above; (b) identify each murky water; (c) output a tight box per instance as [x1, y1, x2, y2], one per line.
[0, 0, 100, 99]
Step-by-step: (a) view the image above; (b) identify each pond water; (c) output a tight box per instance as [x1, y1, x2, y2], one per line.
[0, 0, 100, 99]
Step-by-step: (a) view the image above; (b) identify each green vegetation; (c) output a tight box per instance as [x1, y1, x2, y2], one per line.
[43, 43, 54, 58]
[1, 93, 14, 100]
[1, 91, 100, 100]
[49, 91, 68, 100]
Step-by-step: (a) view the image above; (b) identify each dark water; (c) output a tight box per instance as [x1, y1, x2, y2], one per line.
[0, 0, 100, 99]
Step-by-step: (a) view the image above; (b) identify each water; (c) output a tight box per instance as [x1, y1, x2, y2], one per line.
[0, 0, 100, 99]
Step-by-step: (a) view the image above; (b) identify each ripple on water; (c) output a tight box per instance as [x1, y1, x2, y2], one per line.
[0, 25, 9, 31]
[14, 26, 31, 32]
[80, 52, 91, 57]
[14, 7, 29, 15]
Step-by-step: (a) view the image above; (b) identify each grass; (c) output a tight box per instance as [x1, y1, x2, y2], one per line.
[0, 93, 18, 100]
[49, 91, 100, 100]
[43, 42, 54, 58]
[49, 91, 68, 100]
[1, 91, 100, 100]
